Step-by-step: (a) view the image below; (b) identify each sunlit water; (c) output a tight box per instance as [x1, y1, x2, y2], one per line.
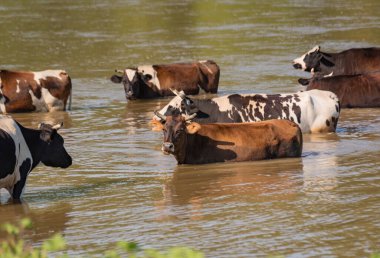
[0, 1, 379, 257]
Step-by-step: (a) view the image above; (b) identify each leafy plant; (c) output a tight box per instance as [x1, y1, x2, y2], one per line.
[0, 219, 203, 258]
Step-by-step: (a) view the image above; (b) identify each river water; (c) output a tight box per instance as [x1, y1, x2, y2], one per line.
[0, 1, 379, 257]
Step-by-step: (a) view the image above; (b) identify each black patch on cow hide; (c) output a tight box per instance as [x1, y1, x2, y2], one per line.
[0, 129, 17, 179]
[292, 103, 302, 124]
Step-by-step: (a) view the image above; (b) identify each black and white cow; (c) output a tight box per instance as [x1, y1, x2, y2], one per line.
[153, 90, 340, 133]
[292, 45, 380, 78]
[110, 60, 220, 100]
[0, 115, 72, 199]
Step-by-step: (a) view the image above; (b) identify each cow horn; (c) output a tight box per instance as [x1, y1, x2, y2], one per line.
[184, 113, 197, 121]
[170, 89, 186, 99]
[154, 110, 166, 121]
[114, 69, 124, 73]
[52, 122, 63, 130]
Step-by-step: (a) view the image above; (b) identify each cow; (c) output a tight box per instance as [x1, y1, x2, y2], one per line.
[153, 114, 303, 164]
[292, 45, 380, 78]
[0, 69, 72, 113]
[0, 115, 72, 199]
[110, 60, 220, 100]
[302, 73, 380, 108]
[152, 89, 340, 133]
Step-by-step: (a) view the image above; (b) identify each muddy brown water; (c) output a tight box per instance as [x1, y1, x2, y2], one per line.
[0, 1, 379, 257]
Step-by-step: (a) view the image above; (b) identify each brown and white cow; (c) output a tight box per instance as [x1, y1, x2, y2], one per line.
[110, 60, 220, 100]
[0, 115, 72, 199]
[0, 69, 72, 113]
[292, 46, 380, 78]
[302, 73, 380, 108]
[153, 115, 303, 164]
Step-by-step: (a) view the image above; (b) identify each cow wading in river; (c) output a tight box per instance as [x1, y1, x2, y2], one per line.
[302, 73, 380, 108]
[0, 69, 72, 113]
[153, 90, 340, 133]
[292, 46, 380, 79]
[153, 114, 303, 164]
[0, 115, 72, 199]
[110, 60, 220, 100]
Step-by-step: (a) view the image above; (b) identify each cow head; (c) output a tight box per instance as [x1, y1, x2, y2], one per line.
[155, 115, 201, 159]
[293, 46, 335, 73]
[110, 68, 152, 100]
[38, 122, 72, 168]
[153, 90, 207, 123]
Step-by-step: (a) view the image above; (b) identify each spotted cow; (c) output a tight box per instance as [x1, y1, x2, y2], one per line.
[153, 115, 303, 164]
[153, 90, 340, 133]
[110, 60, 220, 100]
[0, 115, 72, 199]
[0, 69, 72, 113]
[293, 46, 380, 79]
[302, 73, 380, 108]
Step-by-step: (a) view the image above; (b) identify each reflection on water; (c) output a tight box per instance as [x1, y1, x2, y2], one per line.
[0, 201, 72, 243]
[0, 0, 380, 257]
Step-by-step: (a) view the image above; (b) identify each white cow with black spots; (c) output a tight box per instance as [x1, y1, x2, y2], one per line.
[0, 115, 72, 199]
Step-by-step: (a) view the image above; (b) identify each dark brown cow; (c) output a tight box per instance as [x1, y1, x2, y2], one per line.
[0, 70, 72, 113]
[110, 60, 220, 100]
[303, 73, 380, 108]
[153, 115, 303, 164]
[293, 46, 380, 78]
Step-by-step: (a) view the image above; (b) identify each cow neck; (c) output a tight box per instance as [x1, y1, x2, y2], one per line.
[17, 123, 44, 169]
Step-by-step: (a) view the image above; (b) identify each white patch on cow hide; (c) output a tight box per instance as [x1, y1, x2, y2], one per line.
[16, 79, 20, 93]
[125, 69, 137, 82]
[0, 116, 33, 195]
[137, 65, 161, 90]
[153, 95, 182, 120]
[297, 89, 340, 133]
[28, 88, 64, 112]
[33, 70, 65, 85]
[210, 95, 235, 112]
[0, 88, 6, 113]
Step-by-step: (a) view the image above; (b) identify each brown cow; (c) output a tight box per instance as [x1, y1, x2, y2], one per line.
[110, 60, 220, 100]
[0, 70, 72, 113]
[153, 115, 303, 164]
[303, 73, 380, 108]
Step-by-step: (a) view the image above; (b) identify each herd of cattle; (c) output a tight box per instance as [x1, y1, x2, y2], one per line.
[0, 46, 379, 199]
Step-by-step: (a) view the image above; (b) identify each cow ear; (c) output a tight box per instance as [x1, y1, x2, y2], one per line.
[150, 119, 164, 131]
[186, 122, 201, 134]
[110, 75, 123, 83]
[38, 123, 53, 142]
[320, 57, 334, 67]
[52, 122, 63, 131]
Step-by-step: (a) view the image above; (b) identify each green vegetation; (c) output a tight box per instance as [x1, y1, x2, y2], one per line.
[0, 219, 204, 258]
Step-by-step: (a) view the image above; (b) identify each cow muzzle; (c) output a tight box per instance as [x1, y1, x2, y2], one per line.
[293, 63, 302, 69]
[162, 142, 174, 155]
[126, 91, 136, 100]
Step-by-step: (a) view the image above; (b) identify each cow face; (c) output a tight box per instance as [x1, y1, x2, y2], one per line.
[38, 123, 72, 168]
[293, 46, 335, 73]
[157, 115, 200, 156]
[110, 69, 153, 100]
[154, 92, 205, 123]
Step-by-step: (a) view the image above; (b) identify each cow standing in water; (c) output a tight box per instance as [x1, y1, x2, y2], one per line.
[110, 60, 220, 100]
[302, 73, 380, 108]
[0, 69, 72, 113]
[292, 46, 380, 77]
[153, 90, 340, 133]
[153, 114, 303, 164]
[0, 116, 72, 199]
